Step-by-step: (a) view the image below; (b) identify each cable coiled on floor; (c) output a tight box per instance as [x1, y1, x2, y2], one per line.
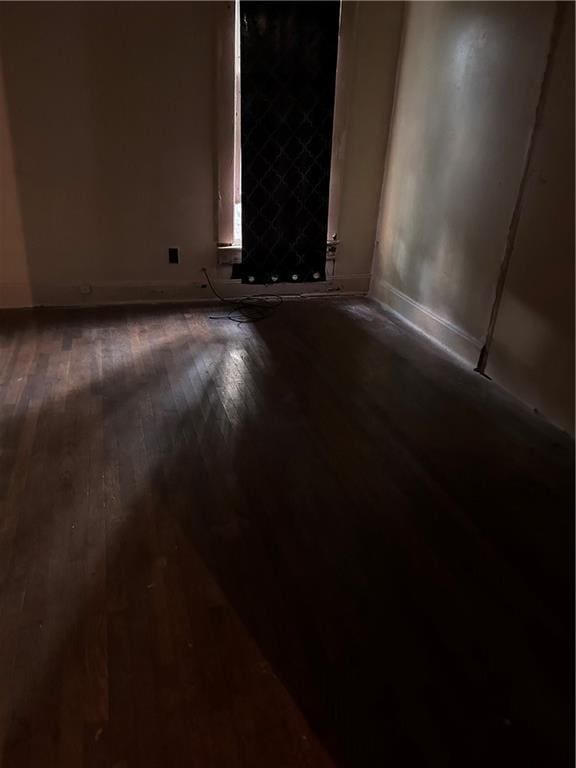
[202, 267, 283, 323]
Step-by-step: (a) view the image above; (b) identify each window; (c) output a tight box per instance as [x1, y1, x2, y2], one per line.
[216, 1, 354, 279]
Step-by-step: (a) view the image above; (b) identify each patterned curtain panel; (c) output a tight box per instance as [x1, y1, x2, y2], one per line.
[236, 1, 340, 285]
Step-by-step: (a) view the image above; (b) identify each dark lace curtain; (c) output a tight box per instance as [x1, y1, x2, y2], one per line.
[236, 1, 340, 285]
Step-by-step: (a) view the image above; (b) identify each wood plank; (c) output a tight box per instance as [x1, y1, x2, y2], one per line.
[0, 299, 571, 768]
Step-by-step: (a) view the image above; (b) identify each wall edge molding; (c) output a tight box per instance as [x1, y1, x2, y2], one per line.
[0, 274, 370, 309]
[370, 277, 483, 367]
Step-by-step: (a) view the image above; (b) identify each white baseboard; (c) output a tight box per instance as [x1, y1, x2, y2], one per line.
[1, 274, 370, 309]
[370, 277, 482, 366]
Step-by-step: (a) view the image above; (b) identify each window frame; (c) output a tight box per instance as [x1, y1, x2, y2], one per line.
[214, 1, 359, 271]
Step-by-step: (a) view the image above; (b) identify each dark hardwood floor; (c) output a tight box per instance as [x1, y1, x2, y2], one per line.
[0, 297, 572, 767]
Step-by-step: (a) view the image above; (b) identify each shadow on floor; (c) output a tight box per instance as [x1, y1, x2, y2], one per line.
[0, 299, 572, 767]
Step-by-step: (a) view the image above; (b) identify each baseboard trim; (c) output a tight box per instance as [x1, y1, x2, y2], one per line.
[370, 278, 482, 366]
[1, 274, 370, 309]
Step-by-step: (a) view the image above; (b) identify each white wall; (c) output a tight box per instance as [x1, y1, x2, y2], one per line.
[487, 4, 574, 433]
[0, 1, 404, 308]
[0, 3, 216, 308]
[371, 1, 555, 361]
[334, 1, 404, 282]
[370, 1, 574, 433]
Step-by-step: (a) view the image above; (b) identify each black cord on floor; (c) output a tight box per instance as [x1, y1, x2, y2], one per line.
[202, 268, 283, 323]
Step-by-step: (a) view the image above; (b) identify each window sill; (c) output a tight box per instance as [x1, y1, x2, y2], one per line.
[217, 244, 243, 265]
[217, 243, 338, 266]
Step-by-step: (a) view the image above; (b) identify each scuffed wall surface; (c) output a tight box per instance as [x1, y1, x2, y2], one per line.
[487, 5, 575, 433]
[370, 1, 574, 431]
[371, 2, 554, 343]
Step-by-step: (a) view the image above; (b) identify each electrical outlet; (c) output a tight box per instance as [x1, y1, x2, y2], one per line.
[168, 247, 179, 264]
